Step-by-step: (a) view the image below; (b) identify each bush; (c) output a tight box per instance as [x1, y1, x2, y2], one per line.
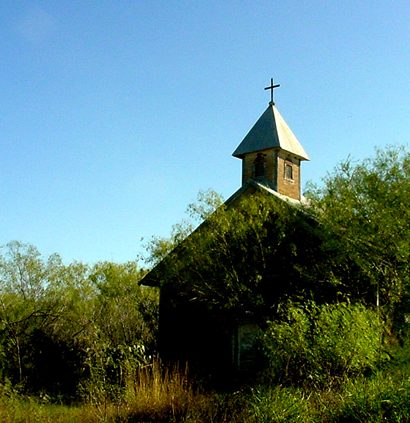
[263, 302, 385, 386]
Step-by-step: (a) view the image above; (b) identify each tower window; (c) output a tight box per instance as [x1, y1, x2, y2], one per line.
[284, 163, 293, 180]
[254, 154, 265, 179]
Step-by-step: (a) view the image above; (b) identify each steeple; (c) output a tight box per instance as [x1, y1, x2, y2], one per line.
[232, 80, 309, 201]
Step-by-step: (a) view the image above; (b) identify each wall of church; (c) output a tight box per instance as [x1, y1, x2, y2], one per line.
[241, 150, 301, 200]
[241, 149, 277, 188]
[276, 154, 301, 200]
[242, 153, 256, 185]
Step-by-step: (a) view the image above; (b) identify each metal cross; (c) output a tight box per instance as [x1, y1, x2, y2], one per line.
[264, 78, 280, 104]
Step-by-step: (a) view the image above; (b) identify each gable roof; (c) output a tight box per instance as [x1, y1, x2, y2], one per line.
[225, 179, 308, 207]
[232, 103, 309, 161]
[140, 180, 308, 288]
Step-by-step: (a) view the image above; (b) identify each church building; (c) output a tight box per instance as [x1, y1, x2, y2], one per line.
[141, 80, 315, 381]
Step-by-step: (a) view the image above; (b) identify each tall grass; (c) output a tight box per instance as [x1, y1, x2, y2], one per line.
[114, 360, 247, 422]
[0, 360, 247, 422]
[0, 384, 84, 422]
[248, 386, 311, 423]
[0, 344, 408, 422]
[120, 360, 193, 422]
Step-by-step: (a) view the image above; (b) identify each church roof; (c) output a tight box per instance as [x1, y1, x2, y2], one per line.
[140, 179, 310, 288]
[225, 179, 309, 207]
[232, 102, 309, 161]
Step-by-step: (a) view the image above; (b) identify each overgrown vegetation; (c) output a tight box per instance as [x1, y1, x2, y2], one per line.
[306, 145, 409, 330]
[0, 242, 158, 401]
[145, 189, 335, 318]
[0, 348, 409, 422]
[146, 148, 408, 323]
[0, 145, 408, 421]
[262, 301, 385, 386]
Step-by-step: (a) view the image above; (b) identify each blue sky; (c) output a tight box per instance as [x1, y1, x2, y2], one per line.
[1, 1, 409, 264]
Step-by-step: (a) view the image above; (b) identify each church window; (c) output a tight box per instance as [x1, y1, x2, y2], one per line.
[284, 163, 293, 180]
[254, 154, 265, 179]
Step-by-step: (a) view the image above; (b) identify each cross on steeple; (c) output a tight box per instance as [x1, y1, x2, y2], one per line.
[264, 78, 280, 104]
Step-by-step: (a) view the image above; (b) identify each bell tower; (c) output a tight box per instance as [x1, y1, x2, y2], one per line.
[232, 79, 309, 201]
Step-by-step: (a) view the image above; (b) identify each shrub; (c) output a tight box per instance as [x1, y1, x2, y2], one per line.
[262, 304, 311, 383]
[263, 302, 385, 385]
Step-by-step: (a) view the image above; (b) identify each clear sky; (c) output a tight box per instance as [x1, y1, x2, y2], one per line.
[1, 1, 409, 264]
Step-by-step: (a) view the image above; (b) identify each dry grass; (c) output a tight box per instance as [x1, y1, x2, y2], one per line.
[0, 361, 237, 422]
[119, 360, 194, 422]
[75, 360, 244, 422]
[2, 352, 409, 422]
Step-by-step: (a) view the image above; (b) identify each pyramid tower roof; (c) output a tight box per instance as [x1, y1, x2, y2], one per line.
[232, 102, 309, 161]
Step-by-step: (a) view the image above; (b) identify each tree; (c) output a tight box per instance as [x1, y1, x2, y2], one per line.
[0, 241, 91, 393]
[79, 261, 159, 400]
[0, 242, 159, 398]
[306, 146, 410, 325]
[89, 261, 158, 350]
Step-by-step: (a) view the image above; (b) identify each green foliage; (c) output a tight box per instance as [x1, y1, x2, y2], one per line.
[89, 261, 158, 353]
[0, 241, 159, 400]
[146, 190, 331, 317]
[0, 241, 85, 390]
[307, 146, 410, 322]
[248, 386, 310, 423]
[145, 146, 409, 333]
[80, 342, 149, 404]
[333, 374, 410, 422]
[263, 302, 385, 385]
[312, 303, 383, 376]
[0, 347, 409, 422]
